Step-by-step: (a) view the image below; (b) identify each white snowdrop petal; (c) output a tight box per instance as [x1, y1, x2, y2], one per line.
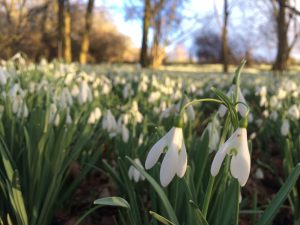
[133, 169, 140, 183]
[218, 104, 227, 117]
[238, 89, 248, 117]
[145, 137, 167, 169]
[230, 149, 250, 187]
[128, 166, 134, 180]
[160, 146, 178, 187]
[176, 142, 187, 178]
[211, 147, 227, 176]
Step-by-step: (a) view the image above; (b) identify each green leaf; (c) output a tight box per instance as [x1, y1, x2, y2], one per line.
[149, 211, 175, 225]
[256, 163, 300, 225]
[126, 156, 180, 225]
[94, 197, 130, 209]
[189, 200, 209, 225]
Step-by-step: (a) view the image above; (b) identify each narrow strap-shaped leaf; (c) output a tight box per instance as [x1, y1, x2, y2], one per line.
[94, 197, 130, 208]
[126, 156, 180, 225]
[189, 200, 209, 225]
[257, 163, 300, 225]
[149, 211, 175, 225]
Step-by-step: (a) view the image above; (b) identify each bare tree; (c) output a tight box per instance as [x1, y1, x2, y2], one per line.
[57, 0, 72, 62]
[222, 0, 229, 73]
[140, 0, 151, 67]
[273, 0, 288, 71]
[79, 0, 94, 64]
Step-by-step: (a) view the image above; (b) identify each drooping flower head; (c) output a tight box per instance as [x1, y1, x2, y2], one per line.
[211, 117, 251, 186]
[145, 126, 187, 187]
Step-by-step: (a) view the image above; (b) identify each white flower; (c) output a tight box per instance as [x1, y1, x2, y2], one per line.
[145, 127, 187, 187]
[123, 83, 134, 99]
[211, 127, 251, 186]
[78, 81, 92, 104]
[206, 117, 221, 152]
[102, 110, 118, 136]
[288, 104, 300, 120]
[255, 168, 264, 180]
[160, 98, 195, 122]
[60, 87, 73, 108]
[277, 88, 287, 100]
[130, 101, 143, 123]
[148, 91, 161, 103]
[119, 122, 129, 143]
[218, 85, 247, 117]
[0, 68, 7, 85]
[128, 158, 145, 182]
[270, 111, 278, 121]
[281, 119, 290, 136]
[88, 107, 102, 124]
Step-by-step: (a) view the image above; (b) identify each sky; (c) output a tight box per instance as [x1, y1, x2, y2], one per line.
[97, 0, 213, 48]
[96, 0, 300, 61]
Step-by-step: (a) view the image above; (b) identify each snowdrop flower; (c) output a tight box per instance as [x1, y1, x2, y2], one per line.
[160, 98, 195, 122]
[270, 111, 278, 121]
[211, 121, 251, 186]
[0, 68, 7, 85]
[262, 110, 269, 118]
[102, 110, 118, 137]
[270, 96, 281, 109]
[249, 132, 256, 140]
[88, 107, 102, 124]
[148, 91, 161, 103]
[130, 101, 143, 123]
[218, 85, 247, 117]
[255, 168, 264, 180]
[260, 96, 268, 107]
[128, 158, 145, 182]
[60, 87, 73, 108]
[78, 81, 92, 104]
[255, 119, 263, 126]
[117, 117, 129, 143]
[281, 119, 290, 136]
[255, 86, 267, 97]
[123, 83, 134, 99]
[145, 127, 187, 187]
[71, 85, 80, 97]
[66, 113, 72, 124]
[49, 103, 60, 126]
[288, 104, 300, 120]
[138, 134, 144, 146]
[206, 117, 221, 152]
[277, 88, 287, 100]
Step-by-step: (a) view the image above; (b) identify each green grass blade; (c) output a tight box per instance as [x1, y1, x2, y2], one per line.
[126, 156, 180, 225]
[94, 197, 130, 208]
[149, 211, 175, 225]
[257, 163, 300, 225]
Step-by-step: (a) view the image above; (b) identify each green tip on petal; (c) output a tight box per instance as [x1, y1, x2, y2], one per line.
[239, 116, 248, 128]
[175, 115, 184, 128]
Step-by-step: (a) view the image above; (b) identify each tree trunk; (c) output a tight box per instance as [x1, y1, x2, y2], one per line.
[80, 0, 94, 64]
[57, 0, 64, 59]
[58, 0, 72, 62]
[152, 14, 164, 68]
[140, 0, 151, 68]
[63, 0, 72, 63]
[222, 0, 229, 73]
[273, 0, 288, 71]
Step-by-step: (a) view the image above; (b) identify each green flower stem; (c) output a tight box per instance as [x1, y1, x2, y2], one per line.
[235, 182, 240, 225]
[202, 176, 215, 218]
[179, 98, 223, 119]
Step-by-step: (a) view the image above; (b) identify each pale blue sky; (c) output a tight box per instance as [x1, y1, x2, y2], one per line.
[96, 0, 300, 60]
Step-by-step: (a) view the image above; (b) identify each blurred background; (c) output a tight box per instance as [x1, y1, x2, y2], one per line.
[0, 0, 300, 72]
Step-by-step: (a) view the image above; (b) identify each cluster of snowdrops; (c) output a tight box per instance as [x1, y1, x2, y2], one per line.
[0, 55, 300, 225]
